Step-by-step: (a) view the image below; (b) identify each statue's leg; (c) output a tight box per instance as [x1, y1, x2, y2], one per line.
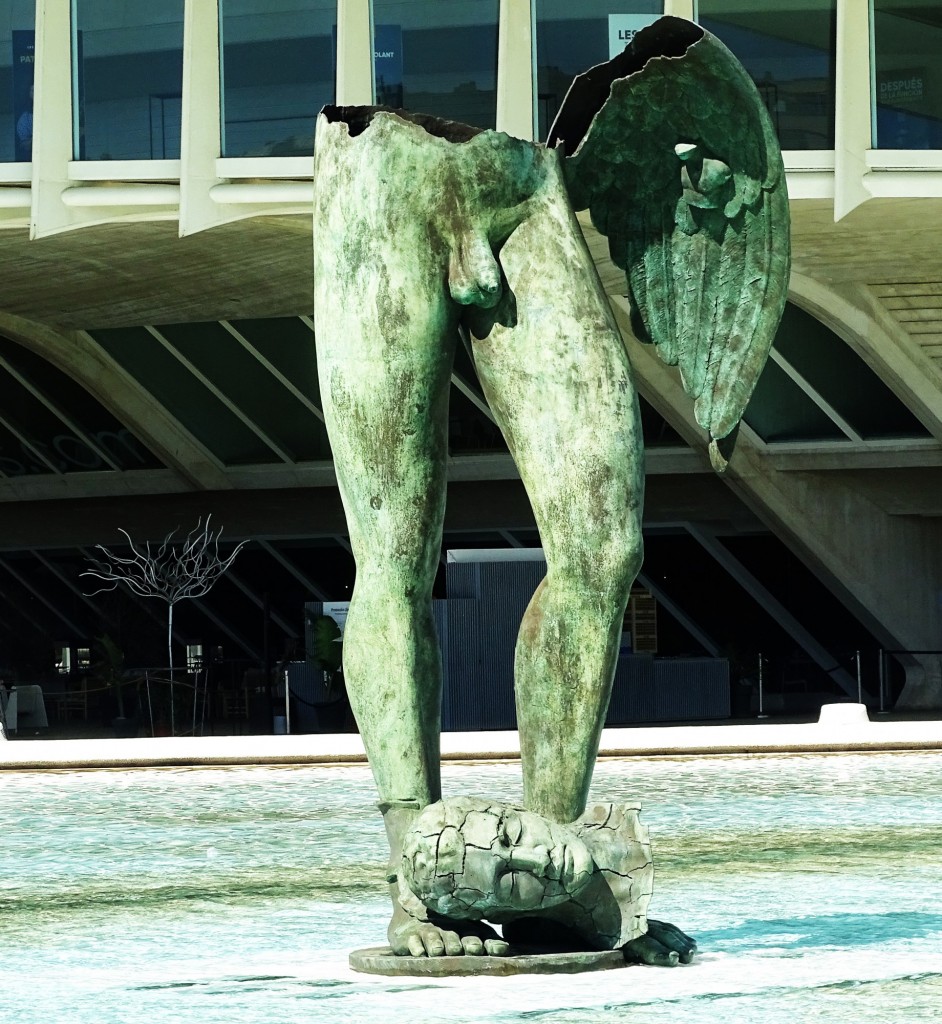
[314, 264, 450, 815]
[468, 161, 645, 824]
[313, 115, 509, 957]
[315, 264, 471, 954]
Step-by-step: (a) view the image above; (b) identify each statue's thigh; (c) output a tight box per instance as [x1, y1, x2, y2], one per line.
[471, 206, 644, 561]
[314, 263, 458, 568]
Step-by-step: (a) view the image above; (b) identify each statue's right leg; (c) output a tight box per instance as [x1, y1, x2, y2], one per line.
[313, 262, 456, 954]
[313, 130, 507, 957]
[314, 286, 507, 956]
[315, 310, 449, 822]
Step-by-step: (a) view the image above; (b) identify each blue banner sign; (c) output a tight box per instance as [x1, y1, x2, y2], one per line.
[12, 29, 35, 161]
[374, 24, 403, 108]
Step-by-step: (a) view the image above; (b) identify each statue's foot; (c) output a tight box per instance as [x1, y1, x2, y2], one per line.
[623, 919, 697, 967]
[388, 903, 510, 958]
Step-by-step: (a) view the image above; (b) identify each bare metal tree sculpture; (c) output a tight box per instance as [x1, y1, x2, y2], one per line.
[82, 517, 246, 731]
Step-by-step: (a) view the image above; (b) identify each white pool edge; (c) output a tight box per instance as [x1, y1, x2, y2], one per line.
[2, 718, 940, 770]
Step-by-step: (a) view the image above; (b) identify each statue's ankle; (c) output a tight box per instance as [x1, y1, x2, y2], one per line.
[378, 798, 423, 882]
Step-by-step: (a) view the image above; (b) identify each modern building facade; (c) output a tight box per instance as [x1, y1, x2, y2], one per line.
[0, 1, 939, 715]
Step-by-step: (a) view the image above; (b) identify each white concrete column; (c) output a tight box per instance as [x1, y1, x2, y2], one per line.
[30, 0, 76, 238]
[496, 0, 534, 140]
[336, 0, 373, 106]
[834, 0, 872, 220]
[32, 1, 183, 237]
[179, 0, 223, 237]
[664, 0, 695, 20]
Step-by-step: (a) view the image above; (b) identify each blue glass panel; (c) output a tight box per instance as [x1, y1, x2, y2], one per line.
[872, 3, 942, 149]
[73, 1, 185, 160]
[772, 304, 929, 439]
[0, 1, 35, 163]
[698, 2, 836, 150]
[0, 334, 161, 475]
[744, 357, 846, 443]
[536, 0, 662, 140]
[221, 0, 336, 158]
[371, 1, 499, 130]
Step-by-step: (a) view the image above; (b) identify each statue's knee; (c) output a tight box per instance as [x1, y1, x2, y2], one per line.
[598, 533, 643, 600]
[623, 537, 644, 585]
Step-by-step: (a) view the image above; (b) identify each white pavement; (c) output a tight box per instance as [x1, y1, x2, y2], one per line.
[1, 706, 940, 770]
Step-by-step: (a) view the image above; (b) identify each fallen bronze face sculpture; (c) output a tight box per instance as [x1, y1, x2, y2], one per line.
[312, 15, 789, 971]
[403, 799, 599, 920]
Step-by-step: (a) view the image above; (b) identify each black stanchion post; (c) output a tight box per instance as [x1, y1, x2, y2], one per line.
[757, 652, 768, 720]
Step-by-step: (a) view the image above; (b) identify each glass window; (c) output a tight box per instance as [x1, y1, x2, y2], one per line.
[872, 2, 942, 149]
[220, 0, 335, 158]
[371, 1, 499, 130]
[0, 334, 161, 475]
[697, 2, 836, 150]
[73, 1, 185, 160]
[186, 643, 203, 671]
[742, 301, 930, 443]
[772, 303, 929, 438]
[91, 325, 288, 467]
[0, 1, 35, 162]
[536, 1, 662, 140]
[744, 357, 846, 443]
[55, 644, 72, 674]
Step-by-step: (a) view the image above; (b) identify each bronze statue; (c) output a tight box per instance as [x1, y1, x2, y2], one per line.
[311, 17, 789, 967]
[401, 797, 699, 966]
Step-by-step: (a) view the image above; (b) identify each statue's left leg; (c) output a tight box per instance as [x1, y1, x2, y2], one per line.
[467, 158, 644, 824]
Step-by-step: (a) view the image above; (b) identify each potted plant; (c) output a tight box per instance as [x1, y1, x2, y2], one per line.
[92, 634, 140, 738]
[311, 615, 343, 693]
[308, 615, 350, 731]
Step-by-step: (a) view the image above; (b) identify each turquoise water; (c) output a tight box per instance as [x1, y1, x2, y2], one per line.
[2, 752, 941, 1023]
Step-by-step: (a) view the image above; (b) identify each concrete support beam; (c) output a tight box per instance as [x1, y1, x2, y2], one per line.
[451, 372, 496, 423]
[30, 549, 115, 625]
[729, 446, 942, 709]
[0, 556, 85, 637]
[0, 475, 754, 552]
[223, 569, 300, 640]
[257, 540, 330, 602]
[610, 294, 942, 709]
[31, 1, 178, 236]
[145, 325, 294, 463]
[189, 597, 261, 662]
[684, 524, 861, 699]
[635, 570, 720, 657]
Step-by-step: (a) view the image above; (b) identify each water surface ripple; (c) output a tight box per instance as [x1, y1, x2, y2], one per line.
[1, 751, 940, 1022]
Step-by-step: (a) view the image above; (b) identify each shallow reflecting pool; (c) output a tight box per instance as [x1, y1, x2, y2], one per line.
[2, 752, 941, 1023]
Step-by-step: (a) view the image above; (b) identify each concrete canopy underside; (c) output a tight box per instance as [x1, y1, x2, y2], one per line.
[0, 195, 939, 707]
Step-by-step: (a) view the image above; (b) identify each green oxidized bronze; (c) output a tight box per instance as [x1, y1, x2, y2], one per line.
[312, 17, 789, 972]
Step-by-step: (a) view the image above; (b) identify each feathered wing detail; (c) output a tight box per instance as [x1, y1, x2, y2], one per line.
[548, 17, 791, 472]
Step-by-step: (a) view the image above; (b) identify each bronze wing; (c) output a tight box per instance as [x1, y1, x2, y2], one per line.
[548, 17, 791, 471]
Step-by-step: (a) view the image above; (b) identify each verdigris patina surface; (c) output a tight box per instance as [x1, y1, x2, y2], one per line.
[312, 16, 789, 972]
[401, 798, 656, 952]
